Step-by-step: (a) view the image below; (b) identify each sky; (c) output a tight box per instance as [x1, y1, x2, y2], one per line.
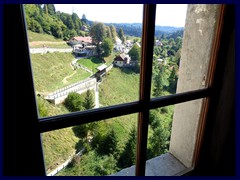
[54, 4, 188, 27]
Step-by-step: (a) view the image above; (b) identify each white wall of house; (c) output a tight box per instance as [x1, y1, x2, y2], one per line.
[114, 61, 124, 67]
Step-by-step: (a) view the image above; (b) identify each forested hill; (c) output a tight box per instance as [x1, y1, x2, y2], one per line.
[104, 22, 184, 38]
[24, 4, 89, 41]
[25, 4, 184, 41]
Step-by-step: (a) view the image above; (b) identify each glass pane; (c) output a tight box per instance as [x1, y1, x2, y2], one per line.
[23, 4, 143, 118]
[146, 99, 204, 175]
[151, 4, 219, 98]
[41, 113, 138, 176]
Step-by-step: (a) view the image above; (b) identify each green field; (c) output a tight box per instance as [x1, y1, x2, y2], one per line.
[77, 57, 103, 73]
[30, 52, 91, 93]
[77, 52, 119, 73]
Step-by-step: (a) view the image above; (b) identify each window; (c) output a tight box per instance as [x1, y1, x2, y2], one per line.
[4, 4, 234, 176]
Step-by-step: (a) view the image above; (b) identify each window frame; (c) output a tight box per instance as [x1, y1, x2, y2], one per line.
[5, 4, 227, 176]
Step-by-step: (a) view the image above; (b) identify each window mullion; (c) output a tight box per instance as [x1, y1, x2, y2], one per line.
[136, 4, 156, 176]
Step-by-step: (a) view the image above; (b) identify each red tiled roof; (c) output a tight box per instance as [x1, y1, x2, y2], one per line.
[72, 36, 92, 43]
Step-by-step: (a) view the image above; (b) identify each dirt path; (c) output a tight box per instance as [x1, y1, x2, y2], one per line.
[62, 71, 77, 84]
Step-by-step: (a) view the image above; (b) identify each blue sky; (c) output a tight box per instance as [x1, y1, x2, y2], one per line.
[55, 4, 188, 27]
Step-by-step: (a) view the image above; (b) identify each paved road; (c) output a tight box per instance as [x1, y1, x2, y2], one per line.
[30, 48, 72, 54]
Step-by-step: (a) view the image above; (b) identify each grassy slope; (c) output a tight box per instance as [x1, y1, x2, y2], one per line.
[99, 67, 140, 106]
[36, 97, 79, 173]
[27, 30, 69, 48]
[30, 52, 91, 93]
[58, 67, 140, 176]
[27, 30, 64, 42]
[98, 67, 140, 144]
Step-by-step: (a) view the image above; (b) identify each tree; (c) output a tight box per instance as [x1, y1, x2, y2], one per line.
[29, 19, 43, 33]
[44, 4, 56, 16]
[90, 22, 106, 57]
[118, 28, 125, 43]
[101, 38, 114, 57]
[83, 90, 95, 110]
[98, 129, 118, 156]
[72, 12, 82, 30]
[128, 44, 141, 61]
[82, 14, 87, 24]
[153, 65, 169, 97]
[105, 26, 112, 40]
[37, 99, 48, 117]
[64, 92, 84, 112]
[118, 126, 137, 168]
[109, 25, 117, 43]
[168, 67, 178, 94]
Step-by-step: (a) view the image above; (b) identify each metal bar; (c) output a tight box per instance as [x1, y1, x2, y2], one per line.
[136, 4, 156, 176]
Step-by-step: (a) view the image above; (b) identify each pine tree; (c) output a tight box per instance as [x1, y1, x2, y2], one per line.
[118, 126, 137, 168]
[109, 25, 117, 43]
[83, 90, 95, 110]
[118, 28, 125, 43]
[99, 129, 118, 156]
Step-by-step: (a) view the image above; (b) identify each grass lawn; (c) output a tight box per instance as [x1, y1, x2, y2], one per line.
[77, 57, 103, 73]
[30, 52, 91, 93]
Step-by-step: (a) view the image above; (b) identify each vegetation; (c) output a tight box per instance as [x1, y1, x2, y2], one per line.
[25, 4, 184, 175]
[101, 38, 114, 57]
[30, 52, 91, 93]
[27, 30, 65, 42]
[24, 4, 89, 40]
[83, 90, 95, 110]
[117, 28, 125, 43]
[99, 68, 139, 106]
[90, 22, 106, 57]
[64, 92, 84, 112]
[77, 56, 103, 73]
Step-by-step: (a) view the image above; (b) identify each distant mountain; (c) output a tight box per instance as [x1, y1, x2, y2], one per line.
[96, 21, 183, 37]
[88, 20, 184, 38]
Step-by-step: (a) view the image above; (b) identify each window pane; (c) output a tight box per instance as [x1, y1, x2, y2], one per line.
[23, 4, 143, 118]
[41, 113, 138, 176]
[151, 4, 219, 98]
[145, 99, 204, 175]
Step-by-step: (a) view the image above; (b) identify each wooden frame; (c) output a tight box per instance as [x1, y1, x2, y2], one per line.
[3, 4, 231, 176]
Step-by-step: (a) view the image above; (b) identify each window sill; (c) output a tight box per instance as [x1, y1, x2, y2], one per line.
[111, 153, 188, 176]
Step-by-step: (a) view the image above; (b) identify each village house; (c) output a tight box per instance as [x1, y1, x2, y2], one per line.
[125, 40, 133, 48]
[70, 36, 96, 57]
[69, 36, 92, 46]
[155, 40, 163, 46]
[114, 37, 124, 52]
[114, 53, 131, 67]
[81, 25, 89, 32]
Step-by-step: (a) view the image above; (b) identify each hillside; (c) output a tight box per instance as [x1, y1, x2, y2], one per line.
[104, 22, 184, 37]
[30, 52, 91, 93]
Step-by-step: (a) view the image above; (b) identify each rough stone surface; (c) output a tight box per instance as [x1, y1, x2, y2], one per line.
[111, 153, 186, 176]
[169, 4, 220, 168]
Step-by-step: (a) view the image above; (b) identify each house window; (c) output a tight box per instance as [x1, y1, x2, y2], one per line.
[7, 4, 226, 176]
